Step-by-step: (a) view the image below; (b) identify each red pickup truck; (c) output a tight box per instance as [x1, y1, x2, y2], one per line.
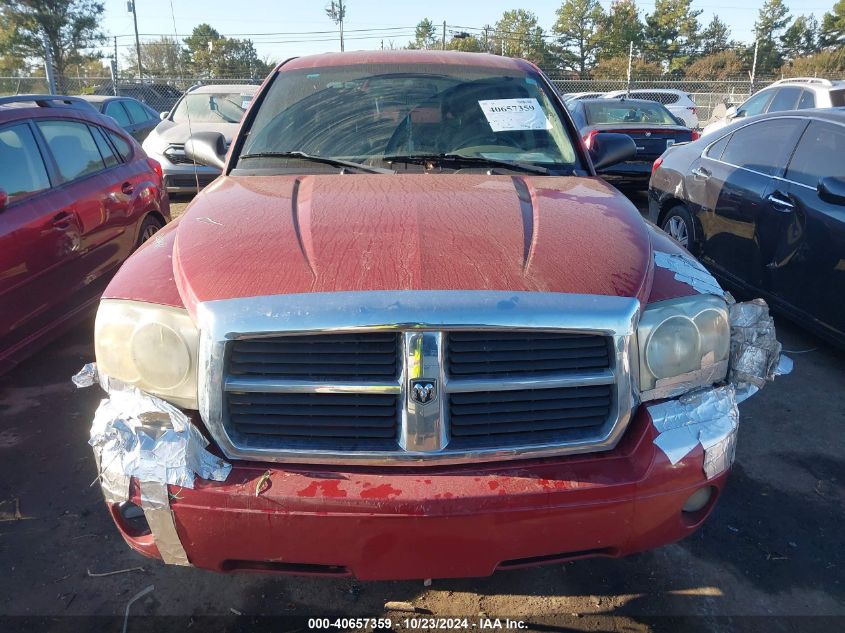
[84, 51, 783, 580]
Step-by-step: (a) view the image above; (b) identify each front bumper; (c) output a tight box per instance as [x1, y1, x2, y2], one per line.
[144, 149, 220, 193]
[108, 407, 728, 580]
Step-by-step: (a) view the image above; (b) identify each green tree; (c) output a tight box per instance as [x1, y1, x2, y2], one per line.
[753, 0, 791, 73]
[820, 0, 845, 49]
[0, 0, 106, 92]
[782, 48, 845, 75]
[552, 0, 605, 78]
[408, 19, 438, 50]
[591, 54, 661, 78]
[643, 0, 702, 71]
[781, 15, 818, 61]
[447, 33, 483, 52]
[699, 16, 732, 56]
[123, 36, 185, 78]
[685, 50, 746, 79]
[184, 24, 267, 79]
[596, 0, 644, 61]
[491, 9, 551, 67]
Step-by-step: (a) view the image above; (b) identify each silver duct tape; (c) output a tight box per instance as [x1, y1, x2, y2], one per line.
[78, 363, 232, 507]
[729, 299, 791, 394]
[653, 251, 727, 299]
[640, 360, 729, 403]
[648, 385, 739, 479]
[72, 363, 98, 388]
[140, 481, 190, 566]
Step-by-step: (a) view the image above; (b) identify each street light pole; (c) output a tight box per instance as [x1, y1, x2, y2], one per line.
[129, 0, 143, 81]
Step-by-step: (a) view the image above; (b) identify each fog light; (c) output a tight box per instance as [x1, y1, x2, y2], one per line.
[117, 501, 151, 536]
[682, 486, 714, 513]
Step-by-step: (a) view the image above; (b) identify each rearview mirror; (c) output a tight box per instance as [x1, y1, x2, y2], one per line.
[590, 133, 637, 171]
[160, 111, 168, 120]
[184, 131, 227, 170]
[818, 177, 845, 206]
[725, 105, 738, 119]
[0, 189, 7, 211]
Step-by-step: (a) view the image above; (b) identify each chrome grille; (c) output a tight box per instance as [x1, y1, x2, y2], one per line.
[199, 291, 639, 466]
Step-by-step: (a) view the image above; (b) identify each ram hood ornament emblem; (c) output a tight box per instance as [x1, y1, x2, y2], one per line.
[410, 380, 436, 405]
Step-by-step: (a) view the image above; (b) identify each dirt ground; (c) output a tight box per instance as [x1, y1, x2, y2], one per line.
[0, 192, 842, 632]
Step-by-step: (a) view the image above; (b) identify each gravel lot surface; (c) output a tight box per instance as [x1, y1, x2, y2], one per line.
[0, 189, 842, 632]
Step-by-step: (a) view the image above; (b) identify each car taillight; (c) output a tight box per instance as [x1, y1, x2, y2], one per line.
[582, 129, 599, 151]
[146, 158, 163, 183]
[691, 130, 701, 141]
[652, 156, 663, 175]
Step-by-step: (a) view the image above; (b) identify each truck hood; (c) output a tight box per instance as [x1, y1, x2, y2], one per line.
[173, 174, 653, 310]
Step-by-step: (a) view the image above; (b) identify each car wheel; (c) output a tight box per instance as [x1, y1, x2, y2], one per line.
[661, 205, 697, 254]
[135, 215, 164, 249]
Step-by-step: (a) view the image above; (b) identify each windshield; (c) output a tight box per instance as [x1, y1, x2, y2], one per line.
[172, 93, 252, 123]
[238, 63, 582, 173]
[585, 101, 676, 125]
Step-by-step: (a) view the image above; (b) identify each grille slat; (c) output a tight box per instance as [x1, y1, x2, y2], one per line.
[448, 384, 614, 448]
[447, 332, 610, 378]
[229, 333, 400, 380]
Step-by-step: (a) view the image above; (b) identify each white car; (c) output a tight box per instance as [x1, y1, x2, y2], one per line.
[602, 89, 699, 128]
[142, 84, 258, 193]
[701, 77, 845, 136]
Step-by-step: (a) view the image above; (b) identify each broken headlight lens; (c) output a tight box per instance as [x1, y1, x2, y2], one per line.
[95, 299, 199, 409]
[638, 295, 730, 396]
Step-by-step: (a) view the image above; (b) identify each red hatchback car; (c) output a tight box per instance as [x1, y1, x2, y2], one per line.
[0, 95, 170, 372]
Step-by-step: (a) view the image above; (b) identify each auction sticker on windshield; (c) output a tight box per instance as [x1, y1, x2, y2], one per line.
[478, 98, 550, 132]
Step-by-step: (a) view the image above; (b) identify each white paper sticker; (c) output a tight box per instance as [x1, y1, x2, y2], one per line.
[478, 98, 550, 132]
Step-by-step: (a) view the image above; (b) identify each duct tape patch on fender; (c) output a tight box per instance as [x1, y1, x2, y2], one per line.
[74, 363, 231, 566]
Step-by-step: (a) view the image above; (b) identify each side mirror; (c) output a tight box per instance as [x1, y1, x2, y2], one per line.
[160, 111, 169, 120]
[725, 105, 738, 119]
[590, 132, 637, 171]
[818, 177, 845, 206]
[184, 131, 227, 170]
[0, 189, 7, 211]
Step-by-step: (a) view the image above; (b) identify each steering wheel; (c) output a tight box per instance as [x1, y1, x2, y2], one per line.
[451, 135, 523, 155]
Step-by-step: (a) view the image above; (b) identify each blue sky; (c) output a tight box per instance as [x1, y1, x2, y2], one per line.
[102, 0, 835, 65]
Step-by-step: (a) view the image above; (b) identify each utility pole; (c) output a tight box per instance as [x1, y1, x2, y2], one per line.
[41, 30, 57, 94]
[128, 0, 143, 81]
[750, 39, 759, 91]
[626, 41, 634, 96]
[442, 20, 446, 50]
[327, 1, 345, 52]
[113, 36, 120, 95]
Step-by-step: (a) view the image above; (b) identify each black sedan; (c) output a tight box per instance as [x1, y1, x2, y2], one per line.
[77, 95, 160, 142]
[649, 108, 845, 346]
[568, 98, 697, 187]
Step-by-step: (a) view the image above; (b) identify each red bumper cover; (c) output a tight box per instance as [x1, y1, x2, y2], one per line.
[112, 409, 727, 580]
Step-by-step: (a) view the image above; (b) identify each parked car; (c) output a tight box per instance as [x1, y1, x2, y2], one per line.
[142, 84, 258, 193]
[77, 95, 160, 142]
[568, 97, 698, 187]
[94, 82, 184, 115]
[93, 50, 751, 580]
[650, 108, 845, 346]
[562, 91, 605, 103]
[701, 78, 845, 136]
[603, 89, 700, 128]
[0, 94, 170, 373]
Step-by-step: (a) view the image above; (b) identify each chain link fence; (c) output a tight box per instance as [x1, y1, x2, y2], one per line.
[0, 73, 811, 128]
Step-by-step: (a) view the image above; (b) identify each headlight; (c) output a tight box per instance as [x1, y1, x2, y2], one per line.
[638, 295, 729, 399]
[95, 299, 199, 408]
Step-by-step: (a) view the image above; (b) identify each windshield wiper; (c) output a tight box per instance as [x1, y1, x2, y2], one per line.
[383, 153, 554, 175]
[238, 151, 395, 174]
